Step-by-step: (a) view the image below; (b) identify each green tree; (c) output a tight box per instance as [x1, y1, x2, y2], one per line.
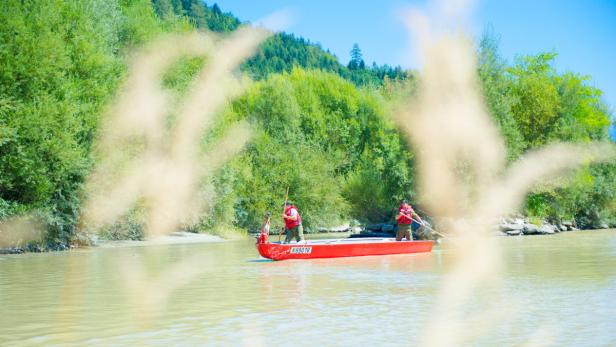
[509, 52, 561, 149]
[206, 69, 414, 231]
[496, 47, 614, 226]
[348, 43, 365, 70]
[0, 0, 128, 245]
[477, 31, 524, 161]
[0, 0, 193, 246]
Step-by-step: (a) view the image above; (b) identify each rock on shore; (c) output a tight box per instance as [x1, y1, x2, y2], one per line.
[497, 217, 584, 236]
[358, 216, 614, 239]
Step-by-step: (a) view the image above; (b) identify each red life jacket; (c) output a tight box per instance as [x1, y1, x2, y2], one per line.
[396, 205, 413, 225]
[257, 220, 270, 244]
[284, 205, 302, 229]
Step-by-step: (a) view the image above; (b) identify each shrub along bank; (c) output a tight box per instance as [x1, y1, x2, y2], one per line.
[0, 1, 614, 251]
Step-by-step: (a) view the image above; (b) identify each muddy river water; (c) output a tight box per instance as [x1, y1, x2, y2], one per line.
[1, 230, 615, 346]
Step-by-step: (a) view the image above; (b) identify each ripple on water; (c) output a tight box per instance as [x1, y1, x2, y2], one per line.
[1, 232, 615, 346]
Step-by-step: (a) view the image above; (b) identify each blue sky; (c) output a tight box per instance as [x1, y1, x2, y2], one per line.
[214, 0, 615, 136]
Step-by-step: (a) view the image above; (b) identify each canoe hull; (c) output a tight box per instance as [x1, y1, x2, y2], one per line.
[257, 238, 433, 261]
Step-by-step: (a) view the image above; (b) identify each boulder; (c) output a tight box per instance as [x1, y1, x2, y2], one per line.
[367, 224, 383, 231]
[513, 218, 525, 225]
[562, 220, 573, 227]
[504, 228, 522, 236]
[599, 222, 609, 229]
[500, 223, 523, 232]
[415, 226, 437, 240]
[329, 224, 351, 232]
[538, 224, 556, 234]
[381, 224, 395, 232]
[558, 224, 567, 232]
[0, 247, 25, 254]
[522, 223, 539, 235]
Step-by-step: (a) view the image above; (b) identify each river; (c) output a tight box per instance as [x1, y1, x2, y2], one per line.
[1, 230, 615, 346]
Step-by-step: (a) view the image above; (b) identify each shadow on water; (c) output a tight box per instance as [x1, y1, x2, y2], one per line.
[246, 258, 273, 263]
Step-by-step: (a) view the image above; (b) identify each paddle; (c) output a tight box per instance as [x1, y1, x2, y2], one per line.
[410, 214, 449, 239]
[397, 204, 449, 239]
[278, 187, 289, 242]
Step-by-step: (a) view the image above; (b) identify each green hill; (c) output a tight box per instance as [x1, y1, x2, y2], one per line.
[153, 0, 409, 85]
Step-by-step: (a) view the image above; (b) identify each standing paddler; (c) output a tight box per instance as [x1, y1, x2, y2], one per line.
[395, 199, 415, 241]
[257, 212, 271, 244]
[282, 201, 304, 243]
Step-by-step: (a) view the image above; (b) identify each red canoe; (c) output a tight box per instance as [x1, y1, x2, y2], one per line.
[256, 237, 434, 261]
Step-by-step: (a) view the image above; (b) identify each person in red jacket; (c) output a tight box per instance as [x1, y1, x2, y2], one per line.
[396, 199, 414, 241]
[257, 212, 271, 244]
[282, 201, 304, 243]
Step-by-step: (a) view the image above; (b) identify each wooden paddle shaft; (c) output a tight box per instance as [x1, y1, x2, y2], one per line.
[278, 187, 289, 242]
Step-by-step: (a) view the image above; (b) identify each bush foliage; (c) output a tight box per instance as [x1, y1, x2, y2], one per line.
[0, 1, 614, 248]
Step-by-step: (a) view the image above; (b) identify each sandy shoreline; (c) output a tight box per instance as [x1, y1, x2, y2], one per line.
[96, 231, 227, 248]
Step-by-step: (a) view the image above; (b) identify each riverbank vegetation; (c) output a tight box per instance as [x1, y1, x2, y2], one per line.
[0, 0, 614, 249]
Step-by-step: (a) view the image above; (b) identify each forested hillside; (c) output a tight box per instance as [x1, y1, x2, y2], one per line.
[0, 0, 614, 249]
[152, 0, 409, 85]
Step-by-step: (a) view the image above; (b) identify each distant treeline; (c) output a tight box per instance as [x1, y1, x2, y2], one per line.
[152, 0, 409, 85]
[0, 0, 614, 249]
